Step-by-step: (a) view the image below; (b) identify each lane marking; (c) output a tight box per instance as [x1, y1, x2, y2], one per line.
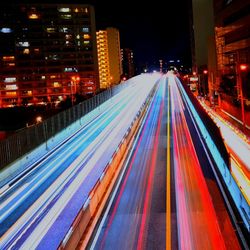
[166, 78, 171, 250]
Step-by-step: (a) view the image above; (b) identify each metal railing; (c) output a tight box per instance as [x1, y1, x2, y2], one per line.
[0, 82, 130, 170]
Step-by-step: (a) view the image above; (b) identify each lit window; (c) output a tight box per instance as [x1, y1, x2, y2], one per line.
[83, 34, 90, 39]
[74, 8, 79, 13]
[50, 75, 56, 79]
[23, 48, 30, 54]
[52, 54, 59, 60]
[28, 13, 39, 19]
[82, 27, 89, 33]
[60, 27, 69, 33]
[34, 48, 40, 53]
[4, 77, 16, 83]
[16, 41, 30, 47]
[3, 56, 15, 61]
[53, 82, 60, 87]
[5, 84, 18, 90]
[76, 34, 80, 39]
[0, 27, 12, 33]
[64, 67, 74, 72]
[6, 91, 17, 96]
[41, 76, 46, 79]
[27, 91, 32, 95]
[61, 14, 72, 19]
[65, 34, 72, 40]
[58, 7, 71, 12]
[84, 41, 90, 44]
[8, 63, 15, 67]
[46, 27, 56, 33]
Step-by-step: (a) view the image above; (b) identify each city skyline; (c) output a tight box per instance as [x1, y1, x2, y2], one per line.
[5, 0, 192, 68]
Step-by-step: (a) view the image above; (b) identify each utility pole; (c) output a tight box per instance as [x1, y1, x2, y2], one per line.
[238, 64, 247, 130]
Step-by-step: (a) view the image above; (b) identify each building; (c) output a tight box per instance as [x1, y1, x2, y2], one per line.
[96, 27, 122, 88]
[0, 3, 99, 108]
[96, 30, 111, 89]
[191, 0, 216, 96]
[121, 48, 135, 79]
[106, 27, 122, 85]
[214, 0, 250, 99]
[192, 0, 215, 71]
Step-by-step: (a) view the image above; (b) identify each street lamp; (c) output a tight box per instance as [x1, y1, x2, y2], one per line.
[36, 116, 42, 123]
[70, 75, 80, 106]
[238, 64, 248, 130]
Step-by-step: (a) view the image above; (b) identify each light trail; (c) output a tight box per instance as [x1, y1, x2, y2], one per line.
[137, 86, 164, 250]
[166, 76, 171, 250]
[88, 76, 166, 250]
[170, 76, 226, 249]
[0, 73, 161, 249]
[0, 83, 136, 223]
[200, 102, 250, 202]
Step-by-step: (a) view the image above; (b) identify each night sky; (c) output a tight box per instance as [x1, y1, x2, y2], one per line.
[6, 0, 192, 70]
[90, 0, 192, 69]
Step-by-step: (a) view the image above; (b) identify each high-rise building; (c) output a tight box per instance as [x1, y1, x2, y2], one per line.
[121, 48, 135, 79]
[106, 27, 122, 85]
[96, 27, 122, 88]
[0, 3, 99, 108]
[191, 0, 216, 96]
[192, 0, 215, 71]
[96, 30, 111, 89]
[214, 0, 250, 98]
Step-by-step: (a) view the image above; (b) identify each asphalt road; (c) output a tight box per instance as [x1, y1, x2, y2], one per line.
[87, 74, 242, 250]
[88, 76, 168, 250]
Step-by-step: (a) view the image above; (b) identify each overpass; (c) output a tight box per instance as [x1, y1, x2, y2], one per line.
[0, 73, 249, 249]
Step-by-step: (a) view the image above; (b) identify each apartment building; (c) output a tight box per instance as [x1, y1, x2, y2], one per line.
[0, 3, 99, 107]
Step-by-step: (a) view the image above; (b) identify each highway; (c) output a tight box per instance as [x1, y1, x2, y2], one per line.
[0, 73, 246, 249]
[170, 76, 241, 249]
[86, 74, 242, 250]
[88, 76, 168, 249]
[0, 73, 161, 249]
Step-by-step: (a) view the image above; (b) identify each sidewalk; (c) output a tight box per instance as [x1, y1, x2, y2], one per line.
[199, 99, 250, 203]
[217, 108, 250, 139]
[202, 99, 250, 143]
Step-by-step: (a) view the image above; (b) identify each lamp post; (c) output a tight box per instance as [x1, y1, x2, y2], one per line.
[238, 64, 247, 131]
[70, 75, 80, 106]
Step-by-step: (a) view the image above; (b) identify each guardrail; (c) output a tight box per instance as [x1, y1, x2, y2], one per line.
[177, 78, 250, 238]
[0, 81, 132, 172]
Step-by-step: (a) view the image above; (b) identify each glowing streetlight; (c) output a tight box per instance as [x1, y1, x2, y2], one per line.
[36, 116, 42, 123]
[240, 64, 247, 71]
[70, 75, 80, 106]
[238, 64, 248, 131]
